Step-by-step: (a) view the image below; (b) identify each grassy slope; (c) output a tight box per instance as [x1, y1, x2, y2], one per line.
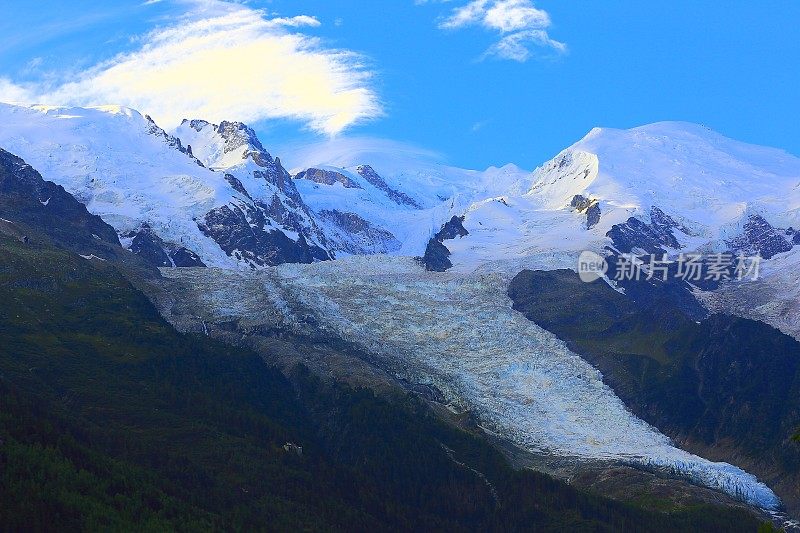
[0, 237, 764, 531]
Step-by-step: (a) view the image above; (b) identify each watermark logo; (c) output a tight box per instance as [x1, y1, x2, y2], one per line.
[577, 251, 762, 283]
[577, 250, 608, 282]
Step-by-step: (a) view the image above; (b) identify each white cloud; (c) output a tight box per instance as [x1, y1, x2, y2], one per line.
[278, 135, 444, 174]
[0, 2, 381, 136]
[0, 79, 34, 103]
[483, 0, 550, 32]
[484, 29, 566, 61]
[435, 0, 565, 61]
[266, 15, 322, 28]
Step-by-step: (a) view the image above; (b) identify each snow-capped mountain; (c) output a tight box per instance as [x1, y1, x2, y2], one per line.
[0, 103, 331, 269]
[171, 118, 332, 265]
[279, 123, 800, 280]
[441, 121, 800, 272]
[0, 102, 532, 269]
[4, 101, 800, 330]
[285, 136, 531, 256]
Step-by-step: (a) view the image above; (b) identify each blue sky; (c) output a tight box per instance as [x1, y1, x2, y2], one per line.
[1, 0, 799, 170]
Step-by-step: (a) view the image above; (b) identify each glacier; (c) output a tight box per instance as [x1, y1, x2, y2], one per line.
[161, 256, 782, 510]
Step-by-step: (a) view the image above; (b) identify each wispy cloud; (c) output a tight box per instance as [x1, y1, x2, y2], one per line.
[431, 0, 565, 61]
[483, 28, 565, 61]
[0, 1, 382, 136]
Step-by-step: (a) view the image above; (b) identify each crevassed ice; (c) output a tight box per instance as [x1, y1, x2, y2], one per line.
[266, 258, 781, 510]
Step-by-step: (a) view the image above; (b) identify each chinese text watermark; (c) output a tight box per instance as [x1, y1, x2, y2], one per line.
[578, 252, 761, 283]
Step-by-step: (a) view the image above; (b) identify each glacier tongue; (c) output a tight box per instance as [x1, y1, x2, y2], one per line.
[163, 256, 782, 510]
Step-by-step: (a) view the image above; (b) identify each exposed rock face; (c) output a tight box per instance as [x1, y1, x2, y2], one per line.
[195, 132, 337, 266]
[727, 214, 792, 259]
[223, 174, 251, 198]
[435, 215, 469, 241]
[421, 215, 470, 271]
[603, 207, 711, 318]
[317, 209, 400, 255]
[199, 204, 326, 267]
[421, 238, 452, 272]
[254, 157, 303, 202]
[123, 223, 206, 268]
[0, 148, 122, 258]
[569, 194, 592, 212]
[184, 119, 267, 156]
[570, 194, 601, 229]
[607, 206, 681, 254]
[295, 168, 362, 189]
[246, 154, 333, 262]
[126, 224, 171, 267]
[178, 117, 334, 266]
[169, 246, 206, 267]
[356, 165, 422, 209]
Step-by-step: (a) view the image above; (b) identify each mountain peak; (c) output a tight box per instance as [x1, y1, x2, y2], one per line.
[216, 120, 266, 154]
[523, 119, 800, 254]
[174, 118, 274, 170]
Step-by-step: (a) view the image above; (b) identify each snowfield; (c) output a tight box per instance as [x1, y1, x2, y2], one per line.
[161, 257, 782, 510]
[446, 122, 800, 270]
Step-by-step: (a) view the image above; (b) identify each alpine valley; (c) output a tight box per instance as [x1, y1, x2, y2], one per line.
[1, 101, 799, 531]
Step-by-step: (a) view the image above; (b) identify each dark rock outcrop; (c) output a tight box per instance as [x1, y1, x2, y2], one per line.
[126, 224, 171, 267]
[421, 238, 453, 272]
[727, 214, 792, 259]
[421, 215, 470, 272]
[253, 157, 304, 203]
[586, 204, 601, 229]
[607, 206, 681, 254]
[570, 195, 601, 229]
[356, 165, 422, 209]
[216, 120, 266, 155]
[123, 223, 206, 268]
[199, 203, 328, 267]
[602, 205, 709, 317]
[435, 215, 469, 241]
[169, 246, 206, 267]
[224, 174, 252, 199]
[179, 118, 334, 266]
